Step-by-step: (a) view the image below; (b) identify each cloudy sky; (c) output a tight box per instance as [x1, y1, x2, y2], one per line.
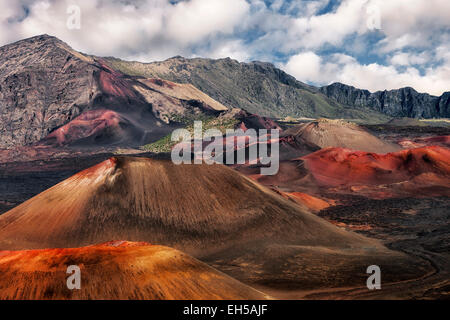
[1, 0, 449, 95]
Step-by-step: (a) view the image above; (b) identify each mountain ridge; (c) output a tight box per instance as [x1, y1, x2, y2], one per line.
[320, 82, 450, 118]
[0, 35, 229, 148]
[105, 55, 391, 121]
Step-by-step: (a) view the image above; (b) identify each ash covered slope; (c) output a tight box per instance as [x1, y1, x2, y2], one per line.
[0, 35, 228, 148]
[106, 56, 391, 121]
[0, 241, 269, 300]
[0, 156, 429, 289]
[320, 82, 450, 118]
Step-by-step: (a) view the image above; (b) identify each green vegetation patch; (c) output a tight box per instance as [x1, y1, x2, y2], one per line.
[142, 116, 239, 153]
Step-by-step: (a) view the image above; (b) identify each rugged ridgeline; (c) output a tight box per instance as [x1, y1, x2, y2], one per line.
[105, 56, 390, 121]
[0, 35, 228, 149]
[320, 82, 450, 118]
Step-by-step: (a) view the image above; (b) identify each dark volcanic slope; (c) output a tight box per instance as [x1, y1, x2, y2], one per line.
[0, 156, 430, 290]
[317, 197, 450, 300]
[0, 241, 269, 300]
[106, 56, 390, 121]
[320, 82, 450, 118]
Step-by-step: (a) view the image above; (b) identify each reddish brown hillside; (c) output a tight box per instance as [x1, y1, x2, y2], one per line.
[0, 241, 268, 300]
[302, 146, 450, 187]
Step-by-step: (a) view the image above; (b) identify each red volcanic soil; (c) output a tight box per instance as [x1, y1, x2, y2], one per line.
[268, 188, 333, 212]
[301, 146, 450, 198]
[285, 192, 334, 212]
[418, 135, 450, 146]
[193, 131, 286, 164]
[0, 241, 268, 300]
[194, 128, 318, 165]
[236, 145, 450, 201]
[302, 146, 450, 186]
[147, 78, 176, 89]
[398, 135, 450, 149]
[41, 109, 132, 146]
[97, 61, 139, 99]
[0, 156, 429, 290]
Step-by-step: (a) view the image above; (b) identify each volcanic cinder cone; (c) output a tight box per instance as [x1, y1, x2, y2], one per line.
[240, 145, 450, 200]
[0, 241, 269, 300]
[0, 156, 430, 290]
[398, 135, 450, 149]
[284, 118, 400, 153]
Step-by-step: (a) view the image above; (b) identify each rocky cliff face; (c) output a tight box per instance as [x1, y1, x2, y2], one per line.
[0, 35, 100, 147]
[436, 92, 450, 118]
[320, 83, 450, 118]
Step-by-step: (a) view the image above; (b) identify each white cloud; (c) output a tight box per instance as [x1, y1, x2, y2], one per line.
[0, 0, 448, 95]
[435, 43, 450, 64]
[389, 51, 431, 67]
[245, 0, 450, 58]
[0, 0, 249, 61]
[196, 39, 251, 62]
[166, 0, 249, 44]
[282, 51, 450, 96]
[372, 0, 450, 52]
[283, 52, 323, 83]
[289, 0, 367, 49]
[245, 0, 367, 54]
[390, 52, 412, 66]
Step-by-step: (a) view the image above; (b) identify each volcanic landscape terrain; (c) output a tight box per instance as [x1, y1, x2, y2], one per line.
[0, 35, 449, 300]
